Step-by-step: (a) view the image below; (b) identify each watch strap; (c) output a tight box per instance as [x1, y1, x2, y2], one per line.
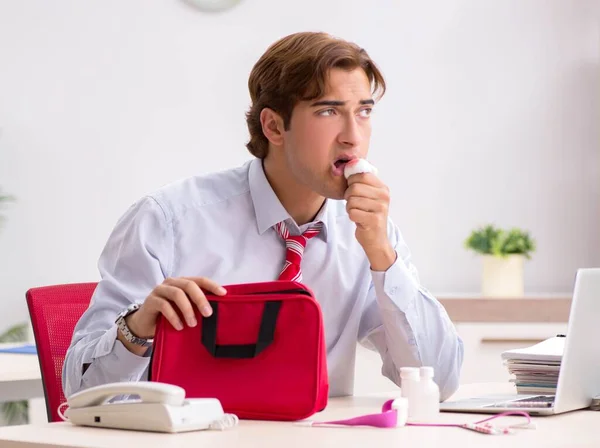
[116, 304, 153, 348]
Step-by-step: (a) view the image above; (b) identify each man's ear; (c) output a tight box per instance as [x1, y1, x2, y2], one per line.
[260, 108, 285, 147]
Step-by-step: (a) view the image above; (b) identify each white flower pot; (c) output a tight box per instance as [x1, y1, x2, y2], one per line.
[481, 254, 525, 297]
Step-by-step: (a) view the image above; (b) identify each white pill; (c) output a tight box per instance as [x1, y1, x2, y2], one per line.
[344, 159, 378, 179]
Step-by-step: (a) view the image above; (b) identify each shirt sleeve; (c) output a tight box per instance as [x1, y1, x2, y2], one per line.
[62, 195, 173, 397]
[357, 221, 464, 401]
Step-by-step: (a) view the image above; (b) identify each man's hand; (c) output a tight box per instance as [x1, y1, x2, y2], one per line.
[117, 277, 226, 355]
[344, 173, 397, 271]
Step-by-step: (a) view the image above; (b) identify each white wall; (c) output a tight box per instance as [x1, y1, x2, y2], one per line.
[0, 0, 598, 334]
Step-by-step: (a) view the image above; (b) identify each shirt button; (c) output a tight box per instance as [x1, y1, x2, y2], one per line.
[389, 286, 399, 295]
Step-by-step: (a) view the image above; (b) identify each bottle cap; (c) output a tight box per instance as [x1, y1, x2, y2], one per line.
[400, 367, 419, 380]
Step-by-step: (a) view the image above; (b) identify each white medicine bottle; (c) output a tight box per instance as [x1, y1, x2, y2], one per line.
[416, 366, 440, 421]
[399, 367, 420, 420]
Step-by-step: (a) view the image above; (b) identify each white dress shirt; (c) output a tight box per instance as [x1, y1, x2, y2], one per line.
[63, 158, 464, 400]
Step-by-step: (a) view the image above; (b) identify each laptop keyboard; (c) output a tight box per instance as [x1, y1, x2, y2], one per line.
[514, 395, 555, 404]
[486, 395, 555, 408]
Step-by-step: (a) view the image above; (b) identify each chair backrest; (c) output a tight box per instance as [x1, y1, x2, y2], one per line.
[26, 282, 97, 423]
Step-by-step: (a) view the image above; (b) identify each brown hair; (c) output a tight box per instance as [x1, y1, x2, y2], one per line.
[245, 32, 386, 158]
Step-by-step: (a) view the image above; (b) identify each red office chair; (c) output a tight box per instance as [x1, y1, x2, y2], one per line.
[26, 283, 97, 423]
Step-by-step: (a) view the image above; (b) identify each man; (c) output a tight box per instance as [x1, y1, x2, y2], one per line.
[63, 31, 463, 400]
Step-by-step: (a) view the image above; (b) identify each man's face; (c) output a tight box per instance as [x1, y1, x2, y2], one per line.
[281, 68, 374, 200]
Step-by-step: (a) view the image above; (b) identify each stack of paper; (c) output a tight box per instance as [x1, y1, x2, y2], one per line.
[501, 336, 565, 395]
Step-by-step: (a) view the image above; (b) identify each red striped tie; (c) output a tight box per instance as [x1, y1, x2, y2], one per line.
[275, 221, 323, 282]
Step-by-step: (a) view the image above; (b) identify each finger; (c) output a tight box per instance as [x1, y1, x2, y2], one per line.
[344, 183, 388, 202]
[347, 172, 385, 187]
[346, 197, 385, 214]
[155, 283, 197, 326]
[347, 208, 372, 227]
[344, 183, 378, 201]
[168, 277, 213, 318]
[148, 289, 184, 331]
[183, 277, 227, 296]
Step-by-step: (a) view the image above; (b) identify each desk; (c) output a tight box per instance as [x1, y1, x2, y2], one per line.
[0, 383, 597, 448]
[0, 344, 43, 402]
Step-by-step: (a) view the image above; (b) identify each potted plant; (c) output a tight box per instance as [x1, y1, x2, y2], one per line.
[464, 224, 536, 297]
[0, 324, 29, 425]
[0, 189, 13, 226]
[0, 188, 29, 425]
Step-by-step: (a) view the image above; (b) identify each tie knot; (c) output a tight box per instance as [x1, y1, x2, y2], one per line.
[275, 221, 323, 241]
[274, 220, 323, 282]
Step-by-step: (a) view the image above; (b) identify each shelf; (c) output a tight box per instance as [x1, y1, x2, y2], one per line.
[437, 296, 571, 323]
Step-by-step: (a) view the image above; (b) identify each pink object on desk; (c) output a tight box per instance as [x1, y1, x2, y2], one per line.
[305, 399, 534, 435]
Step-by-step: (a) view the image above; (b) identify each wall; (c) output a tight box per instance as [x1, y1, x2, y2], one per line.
[0, 0, 598, 337]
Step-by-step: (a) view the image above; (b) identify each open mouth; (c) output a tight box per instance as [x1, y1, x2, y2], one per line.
[332, 156, 357, 176]
[334, 158, 351, 169]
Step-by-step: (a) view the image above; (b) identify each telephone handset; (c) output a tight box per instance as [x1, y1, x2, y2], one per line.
[67, 381, 186, 409]
[64, 381, 237, 433]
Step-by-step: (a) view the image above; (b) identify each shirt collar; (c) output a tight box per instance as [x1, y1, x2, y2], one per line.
[248, 158, 330, 242]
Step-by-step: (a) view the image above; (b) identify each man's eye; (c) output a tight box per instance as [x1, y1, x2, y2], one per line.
[318, 108, 336, 116]
[358, 108, 373, 117]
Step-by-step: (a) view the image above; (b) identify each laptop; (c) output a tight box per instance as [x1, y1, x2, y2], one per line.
[440, 268, 600, 416]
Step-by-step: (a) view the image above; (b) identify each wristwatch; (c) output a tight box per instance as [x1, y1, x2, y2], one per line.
[115, 303, 153, 348]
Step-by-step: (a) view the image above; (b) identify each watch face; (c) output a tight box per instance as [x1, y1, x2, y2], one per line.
[182, 0, 242, 12]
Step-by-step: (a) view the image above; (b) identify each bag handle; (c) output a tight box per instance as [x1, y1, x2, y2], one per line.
[201, 300, 281, 358]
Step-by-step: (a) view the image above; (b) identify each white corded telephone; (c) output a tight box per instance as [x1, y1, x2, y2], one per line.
[62, 382, 238, 433]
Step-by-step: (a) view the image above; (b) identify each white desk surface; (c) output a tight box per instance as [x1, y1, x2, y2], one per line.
[0, 382, 598, 448]
[0, 344, 43, 402]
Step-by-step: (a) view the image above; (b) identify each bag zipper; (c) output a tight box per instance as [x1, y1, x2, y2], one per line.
[248, 288, 312, 297]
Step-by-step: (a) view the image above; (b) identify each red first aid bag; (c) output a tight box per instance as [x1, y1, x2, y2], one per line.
[149, 280, 329, 421]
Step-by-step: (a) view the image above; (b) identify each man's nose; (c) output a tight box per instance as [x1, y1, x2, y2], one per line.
[338, 116, 363, 148]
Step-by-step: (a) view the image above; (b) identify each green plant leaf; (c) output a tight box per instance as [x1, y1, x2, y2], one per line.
[501, 227, 536, 259]
[0, 322, 29, 426]
[465, 224, 536, 258]
[0, 191, 15, 207]
[0, 192, 27, 427]
[0, 401, 28, 426]
[464, 224, 500, 255]
[0, 323, 28, 343]
[0, 189, 15, 227]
